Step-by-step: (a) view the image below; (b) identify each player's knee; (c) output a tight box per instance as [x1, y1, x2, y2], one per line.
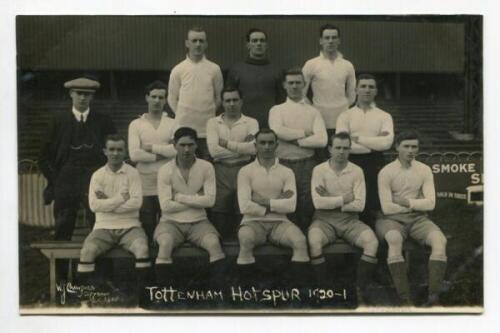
[307, 229, 325, 253]
[427, 231, 447, 252]
[80, 243, 100, 262]
[130, 238, 150, 259]
[238, 227, 255, 248]
[201, 233, 221, 250]
[290, 232, 308, 250]
[360, 232, 379, 257]
[156, 233, 174, 248]
[384, 230, 403, 248]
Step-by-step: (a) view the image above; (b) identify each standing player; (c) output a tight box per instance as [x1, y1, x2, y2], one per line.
[206, 87, 259, 239]
[336, 74, 394, 225]
[376, 130, 447, 306]
[237, 128, 310, 287]
[154, 127, 226, 288]
[303, 24, 356, 161]
[128, 80, 177, 241]
[269, 68, 327, 231]
[77, 135, 151, 297]
[226, 28, 285, 129]
[308, 132, 378, 301]
[168, 26, 224, 160]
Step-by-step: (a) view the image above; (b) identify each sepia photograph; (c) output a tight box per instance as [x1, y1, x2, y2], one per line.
[15, 14, 483, 315]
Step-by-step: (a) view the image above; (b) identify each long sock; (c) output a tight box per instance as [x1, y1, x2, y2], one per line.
[311, 260, 329, 288]
[357, 258, 377, 289]
[388, 261, 411, 305]
[289, 262, 310, 288]
[428, 260, 447, 304]
[155, 263, 174, 286]
[209, 258, 229, 290]
[237, 263, 257, 288]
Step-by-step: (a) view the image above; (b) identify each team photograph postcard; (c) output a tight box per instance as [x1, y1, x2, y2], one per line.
[16, 14, 483, 315]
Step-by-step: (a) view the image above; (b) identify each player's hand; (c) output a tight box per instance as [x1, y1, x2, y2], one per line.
[394, 197, 410, 208]
[304, 128, 314, 137]
[244, 134, 255, 142]
[155, 154, 167, 161]
[288, 139, 300, 146]
[351, 136, 359, 143]
[315, 185, 330, 197]
[142, 143, 153, 152]
[121, 192, 130, 201]
[378, 131, 390, 137]
[219, 138, 228, 148]
[252, 192, 270, 207]
[279, 190, 294, 199]
[342, 192, 355, 204]
[95, 191, 108, 199]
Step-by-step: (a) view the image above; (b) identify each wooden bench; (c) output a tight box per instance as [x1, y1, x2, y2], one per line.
[31, 240, 360, 304]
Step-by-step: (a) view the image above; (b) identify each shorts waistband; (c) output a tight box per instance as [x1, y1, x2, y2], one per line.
[279, 156, 315, 164]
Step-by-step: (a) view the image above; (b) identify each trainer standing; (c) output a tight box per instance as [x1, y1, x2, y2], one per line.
[168, 26, 224, 160]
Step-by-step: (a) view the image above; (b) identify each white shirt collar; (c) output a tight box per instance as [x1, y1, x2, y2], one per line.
[255, 157, 279, 170]
[105, 163, 126, 174]
[217, 113, 246, 125]
[72, 107, 90, 122]
[286, 97, 307, 105]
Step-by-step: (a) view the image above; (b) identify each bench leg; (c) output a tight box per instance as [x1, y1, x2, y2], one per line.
[49, 253, 56, 305]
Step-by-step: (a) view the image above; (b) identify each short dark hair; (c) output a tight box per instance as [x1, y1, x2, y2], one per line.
[284, 67, 305, 81]
[395, 130, 420, 146]
[320, 24, 340, 37]
[330, 131, 352, 147]
[357, 74, 377, 87]
[105, 134, 126, 147]
[255, 128, 278, 142]
[145, 80, 168, 95]
[221, 86, 243, 101]
[187, 26, 206, 38]
[174, 127, 198, 143]
[246, 28, 267, 42]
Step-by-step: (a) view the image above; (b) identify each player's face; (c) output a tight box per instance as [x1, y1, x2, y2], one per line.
[356, 79, 377, 104]
[185, 31, 207, 58]
[284, 74, 305, 101]
[247, 31, 267, 59]
[175, 136, 197, 161]
[103, 140, 126, 167]
[146, 89, 167, 113]
[396, 139, 419, 163]
[320, 29, 340, 54]
[222, 90, 243, 116]
[329, 138, 351, 163]
[255, 132, 278, 159]
[70, 89, 94, 112]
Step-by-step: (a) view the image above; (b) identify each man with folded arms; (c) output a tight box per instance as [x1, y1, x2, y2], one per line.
[237, 128, 310, 287]
[376, 130, 447, 306]
[308, 132, 378, 301]
[77, 135, 151, 297]
[128, 80, 177, 241]
[269, 68, 327, 232]
[206, 87, 259, 239]
[336, 74, 394, 226]
[154, 127, 226, 289]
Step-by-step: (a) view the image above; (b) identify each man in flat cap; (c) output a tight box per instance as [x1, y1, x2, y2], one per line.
[39, 77, 116, 246]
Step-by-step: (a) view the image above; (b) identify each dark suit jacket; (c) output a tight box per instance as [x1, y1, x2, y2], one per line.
[38, 107, 117, 202]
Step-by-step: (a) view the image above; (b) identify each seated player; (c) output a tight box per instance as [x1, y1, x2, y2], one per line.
[77, 135, 151, 296]
[154, 127, 226, 289]
[376, 130, 447, 306]
[308, 132, 378, 302]
[206, 86, 259, 239]
[236, 128, 310, 287]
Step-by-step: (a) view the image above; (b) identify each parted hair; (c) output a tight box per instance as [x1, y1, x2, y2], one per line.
[221, 86, 243, 101]
[255, 128, 278, 141]
[105, 134, 126, 146]
[330, 131, 352, 147]
[246, 28, 267, 42]
[320, 24, 340, 37]
[145, 80, 168, 95]
[174, 127, 198, 143]
[395, 129, 420, 146]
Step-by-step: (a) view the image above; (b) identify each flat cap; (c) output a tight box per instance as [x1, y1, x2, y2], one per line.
[64, 77, 100, 92]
